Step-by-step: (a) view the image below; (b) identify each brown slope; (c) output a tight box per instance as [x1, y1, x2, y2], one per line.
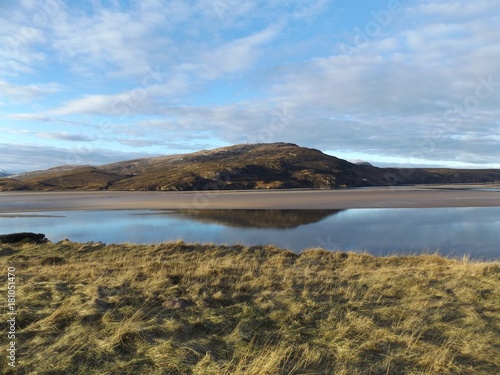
[0, 167, 128, 191]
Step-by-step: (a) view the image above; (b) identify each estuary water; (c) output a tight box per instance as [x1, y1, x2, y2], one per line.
[0, 208, 499, 259]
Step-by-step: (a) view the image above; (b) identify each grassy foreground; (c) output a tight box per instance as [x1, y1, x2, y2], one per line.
[1, 241, 499, 374]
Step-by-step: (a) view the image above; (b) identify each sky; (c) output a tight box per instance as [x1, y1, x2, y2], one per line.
[1, 0, 500, 173]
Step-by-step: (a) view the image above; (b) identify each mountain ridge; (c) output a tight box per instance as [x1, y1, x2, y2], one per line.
[1, 143, 499, 191]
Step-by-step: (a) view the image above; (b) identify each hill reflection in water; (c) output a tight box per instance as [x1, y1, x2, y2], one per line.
[163, 209, 344, 229]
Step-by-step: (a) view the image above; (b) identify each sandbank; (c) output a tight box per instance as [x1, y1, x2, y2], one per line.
[0, 185, 499, 212]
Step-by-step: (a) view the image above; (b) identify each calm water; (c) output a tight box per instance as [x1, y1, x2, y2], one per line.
[0, 208, 499, 259]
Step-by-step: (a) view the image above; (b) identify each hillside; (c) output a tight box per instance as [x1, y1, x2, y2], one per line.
[1, 143, 500, 191]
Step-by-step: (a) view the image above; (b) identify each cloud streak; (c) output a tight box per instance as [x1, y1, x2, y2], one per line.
[0, 81, 62, 103]
[36, 132, 94, 142]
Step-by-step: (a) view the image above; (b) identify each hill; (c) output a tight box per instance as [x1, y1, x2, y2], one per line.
[1, 143, 500, 191]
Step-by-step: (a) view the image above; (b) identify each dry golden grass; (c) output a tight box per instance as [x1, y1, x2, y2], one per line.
[1, 241, 499, 374]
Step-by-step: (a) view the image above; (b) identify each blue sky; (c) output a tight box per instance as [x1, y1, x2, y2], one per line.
[1, 0, 500, 172]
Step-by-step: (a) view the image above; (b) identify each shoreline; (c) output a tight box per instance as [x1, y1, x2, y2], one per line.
[0, 185, 499, 212]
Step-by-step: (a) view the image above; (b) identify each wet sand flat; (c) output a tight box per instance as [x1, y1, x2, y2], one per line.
[0, 186, 499, 212]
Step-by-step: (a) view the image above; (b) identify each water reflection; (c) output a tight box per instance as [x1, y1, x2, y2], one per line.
[0, 208, 499, 259]
[138, 209, 343, 229]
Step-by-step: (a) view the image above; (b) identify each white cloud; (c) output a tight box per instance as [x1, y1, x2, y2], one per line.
[0, 81, 62, 102]
[46, 75, 188, 116]
[414, 0, 494, 18]
[50, 5, 164, 77]
[48, 94, 123, 116]
[195, 25, 281, 79]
